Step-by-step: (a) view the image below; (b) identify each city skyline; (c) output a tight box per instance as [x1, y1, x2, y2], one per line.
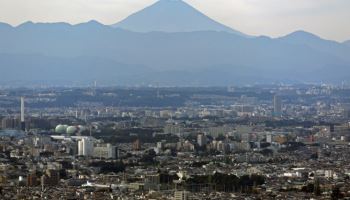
[0, 0, 349, 41]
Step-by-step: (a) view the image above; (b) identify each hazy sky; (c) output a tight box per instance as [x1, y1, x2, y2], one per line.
[0, 0, 349, 42]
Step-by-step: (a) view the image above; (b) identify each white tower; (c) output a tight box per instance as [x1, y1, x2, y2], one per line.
[20, 97, 25, 131]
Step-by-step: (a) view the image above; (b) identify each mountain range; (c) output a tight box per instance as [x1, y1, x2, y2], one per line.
[0, 0, 349, 86]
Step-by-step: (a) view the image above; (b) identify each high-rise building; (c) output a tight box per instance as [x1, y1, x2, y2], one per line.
[78, 138, 94, 157]
[197, 134, 207, 147]
[273, 95, 282, 117]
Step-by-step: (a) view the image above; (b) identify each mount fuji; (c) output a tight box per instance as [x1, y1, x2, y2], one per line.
[112, 0, 246, 36]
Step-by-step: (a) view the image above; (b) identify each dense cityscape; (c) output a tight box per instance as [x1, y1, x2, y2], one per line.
[0, 84, 350, 199]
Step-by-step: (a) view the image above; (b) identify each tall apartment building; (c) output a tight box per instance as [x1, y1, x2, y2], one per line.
[78, 138, 94, 157]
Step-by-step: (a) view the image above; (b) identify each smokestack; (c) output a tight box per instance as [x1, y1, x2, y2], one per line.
[20, 97, 25, 131]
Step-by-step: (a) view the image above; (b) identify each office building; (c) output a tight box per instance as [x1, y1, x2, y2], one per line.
[93, 143, 116, 159]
